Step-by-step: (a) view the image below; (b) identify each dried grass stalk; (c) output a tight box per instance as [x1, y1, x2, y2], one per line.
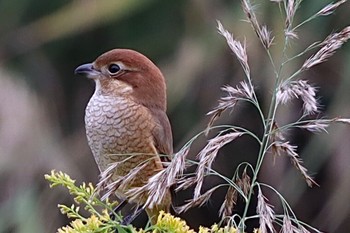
[194, 132, 243, 199]
[316, 0, 347, 16]
[281, 215, 293, 233]
[101, 180, 122, 201]
[97, 159, 127, 199]
[271, 121, 286, 142]
[297, 120, 329, 133]
[298, 225, 311, 233]
[272, 141, 317, 187]
[286, 0, 297, 28]
[219, 186, 238, 219]
[126, 148, 190, 209]
[96, 141, 192, 208]
[164, 146, 189, 187]
[335, 118, 350, 124]
[98, 161, 150, 201]
[118, 162, 149, 191]
[217, 20, 250, 76]
[285, 29, 299, 40]
[240, 169, 251, 196]
[242, 0, 274, 49]
[302, 26, 350, 70]
[296, 118, 350, 133]
[126, 170, 166, 209]
[207, 82, 253, 129]
[219, 169, 250, 219]
[176, 186, 220, 213]
[257, 188, 275, 233]
[277, 80, 318, 115]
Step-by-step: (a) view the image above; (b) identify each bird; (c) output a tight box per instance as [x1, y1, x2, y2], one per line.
[74, 49, 173, 224]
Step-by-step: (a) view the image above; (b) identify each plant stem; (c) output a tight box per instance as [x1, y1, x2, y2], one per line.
[238, 88, 278, 231]
[238, 12, 294, 229]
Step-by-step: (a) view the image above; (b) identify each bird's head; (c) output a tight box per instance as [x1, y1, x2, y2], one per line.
[75, 49, 167, 111]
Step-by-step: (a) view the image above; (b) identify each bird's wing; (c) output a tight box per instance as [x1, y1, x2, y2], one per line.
[150, 108, 173, 163]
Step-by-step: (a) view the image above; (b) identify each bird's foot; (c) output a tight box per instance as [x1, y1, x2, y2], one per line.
[121, 207, 144, 225]
[110, 199, 128, 220]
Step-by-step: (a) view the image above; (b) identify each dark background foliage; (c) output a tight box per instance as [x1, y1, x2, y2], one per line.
[0, 1, 349, 232]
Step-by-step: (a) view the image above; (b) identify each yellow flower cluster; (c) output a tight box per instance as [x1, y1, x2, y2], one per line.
[56, 209, 260, 233]
[57, 210, 113, 233]
[136, 211, 244, 233]
[142, 211, 196, 233]
[47, 171, 261, 233]
[199, 224, 238, 233]
[58, 215, 103, 233]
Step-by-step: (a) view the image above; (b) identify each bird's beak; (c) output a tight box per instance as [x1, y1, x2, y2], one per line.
[74, 63, 100, 78]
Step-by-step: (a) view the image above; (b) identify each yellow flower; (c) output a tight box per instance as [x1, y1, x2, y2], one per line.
[100, 209, 111, 222]
[198, 226, 210, 233]
[72, 219, 87, 232]
[154, 211, 195, 233]
[198, 223, 238, 233]
[86, 215, 102, 229]
[57, 215, 105, 233]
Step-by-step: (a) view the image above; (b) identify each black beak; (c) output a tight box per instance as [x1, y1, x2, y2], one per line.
[74, 63, 100, 77]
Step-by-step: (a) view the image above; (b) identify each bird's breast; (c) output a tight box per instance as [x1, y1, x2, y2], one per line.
[84, 94, 156, 171]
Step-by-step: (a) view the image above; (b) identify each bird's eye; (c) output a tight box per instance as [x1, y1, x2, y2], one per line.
[107, 64, 121, 74]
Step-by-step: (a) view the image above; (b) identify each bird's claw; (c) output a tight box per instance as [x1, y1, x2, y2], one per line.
[121, 207, 144, 225]
[110, 199, 128, 220]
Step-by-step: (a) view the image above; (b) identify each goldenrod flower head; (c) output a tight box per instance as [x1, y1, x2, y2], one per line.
[154, 211, 195, 233]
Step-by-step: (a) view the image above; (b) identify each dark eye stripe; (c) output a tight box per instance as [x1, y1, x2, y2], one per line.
[108, 64, 121, 74]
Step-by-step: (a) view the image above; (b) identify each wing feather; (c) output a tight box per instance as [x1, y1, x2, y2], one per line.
[150, 109, 173, 163]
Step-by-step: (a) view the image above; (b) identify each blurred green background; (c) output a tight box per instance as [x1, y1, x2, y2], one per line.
[0, 0, 350, 232]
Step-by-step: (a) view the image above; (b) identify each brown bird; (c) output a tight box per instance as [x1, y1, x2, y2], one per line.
[75, 49, 173, 224]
